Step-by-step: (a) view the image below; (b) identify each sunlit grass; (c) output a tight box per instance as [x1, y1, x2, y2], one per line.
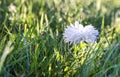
[0, 0, 120, 77]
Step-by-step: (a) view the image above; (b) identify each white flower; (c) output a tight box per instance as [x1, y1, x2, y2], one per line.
[63, 21, 99, 44]
[8, 3, 17, 13]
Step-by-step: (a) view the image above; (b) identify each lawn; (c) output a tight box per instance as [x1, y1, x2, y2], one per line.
[0, 0, 120, 77]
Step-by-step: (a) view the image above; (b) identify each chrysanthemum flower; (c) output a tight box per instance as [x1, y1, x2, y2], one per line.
[63, 21, 99, 44]
[8, 3, 17, 13]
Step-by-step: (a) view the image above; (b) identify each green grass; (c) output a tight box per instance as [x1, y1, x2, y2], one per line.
[0, 0, 120, 77]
